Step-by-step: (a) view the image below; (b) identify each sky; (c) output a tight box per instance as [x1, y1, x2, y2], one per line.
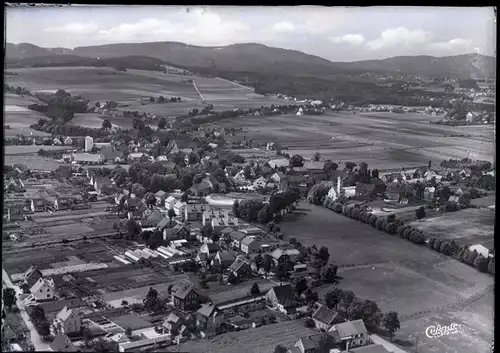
[6, 6, 496, 62]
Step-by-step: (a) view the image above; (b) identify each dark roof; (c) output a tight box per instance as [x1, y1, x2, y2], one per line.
[25, 266, 43, 288]
[172, 283, 197, 300]
[204, 243, 220, 253]
[197, 304, 221, 318]
[126, 197, 144, 208]
[268, 284, 295, 305]
[229, 231, 247, 241]
[50, 334, 77, 352]
[217, 250, 237, 262]
[228, 256, 250, 273]
[312, 305, 339, 326]
[100, 147, 122, 160]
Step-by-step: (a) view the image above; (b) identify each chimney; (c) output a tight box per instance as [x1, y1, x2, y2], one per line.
[337, 176, 341, 195]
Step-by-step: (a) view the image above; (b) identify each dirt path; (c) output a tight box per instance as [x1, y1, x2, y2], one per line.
[216, 77, 254, 91]
[192, 81, 205, 100]
[399, 283, 494, 322]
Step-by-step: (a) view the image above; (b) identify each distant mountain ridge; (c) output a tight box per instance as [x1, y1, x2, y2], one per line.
[5, 41, 496, 79]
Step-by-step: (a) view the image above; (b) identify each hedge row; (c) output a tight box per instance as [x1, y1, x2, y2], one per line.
[327, 202, 425, 244]
[428, 237, 495, 275]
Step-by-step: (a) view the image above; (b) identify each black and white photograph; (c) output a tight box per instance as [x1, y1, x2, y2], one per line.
[2, 5, 495, 353]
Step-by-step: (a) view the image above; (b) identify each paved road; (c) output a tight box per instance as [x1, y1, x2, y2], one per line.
[2, 269, 51, 351]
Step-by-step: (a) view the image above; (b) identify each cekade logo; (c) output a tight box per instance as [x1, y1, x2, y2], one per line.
[425, 323, 461, 339]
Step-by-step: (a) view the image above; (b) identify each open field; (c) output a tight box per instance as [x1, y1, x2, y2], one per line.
[5, 154, 62, 170]
[168, 320, 316, 353]
[280, 203, 494, 353]
[216, 112, 494, 170]
[5, 145, 68, 155]
[4, 93, 52, 137]
[409, 208, 495, 250]
[5, 67, 201, 102]
[70, 113, 122, 129]
[397, 291, 494, 353]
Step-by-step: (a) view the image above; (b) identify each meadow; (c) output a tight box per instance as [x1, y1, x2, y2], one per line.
[279, 203, 494, 353]
[5, 67, 200, 102]
[4, 93, 51, 137]
[217, 111, 494, 170]
[409, 208, 495, 250]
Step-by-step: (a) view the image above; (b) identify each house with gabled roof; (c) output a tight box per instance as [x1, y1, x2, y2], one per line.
[212, 250, 237, 269]
[328, 319, 369, 349]
[240, 236, 261, 254]
[163, 224, 190, 241]
[229, 231, 247, 249]
[200, 243, 220, 260]
[196, 304, 225, 336]
[265, 284, 296, 314]
[171, 283, 201, 311]
[173, 201, 187, 218]
[163, 312, 184, 333]
[312, 305, 344, 330]
[53, 306, 81, 335]
[24, 266, 43, 289]
[154, 190, 167, 206]
[228, 256, 251, 279]
[49, 334, 77, 352]
[53, 195, 75, 211]
[253, 176, 268, 189]
[64, 136, 73, 145]
[163, 195, 176, 209]
[30, 277, 55, 301]
[271, 248, 300, 265]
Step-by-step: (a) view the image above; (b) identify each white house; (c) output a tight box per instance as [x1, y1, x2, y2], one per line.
[53, 306, 81, 335]
[240, 236, 261, 254]
[30, 277, 55, 301]
[173, 201, 187, 218]
[165, 196, 177, 210]
[232, 171, 249, 186]
[64, 136, 73, 145]
[468, 244, 491, 258]
[253, 176, 268, 189]
[84, 136, 94, 152]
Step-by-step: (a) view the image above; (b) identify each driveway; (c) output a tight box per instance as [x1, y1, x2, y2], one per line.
[2, 269, 51, 351]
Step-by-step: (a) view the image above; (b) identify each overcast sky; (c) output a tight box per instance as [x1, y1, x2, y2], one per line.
[6, 6, 496, 62]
